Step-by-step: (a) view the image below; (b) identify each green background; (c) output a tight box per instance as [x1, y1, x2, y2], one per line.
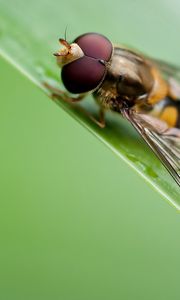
[1, 0, 180, 299]
[1, 0, 180, 205]
[1, 50, 180, 300]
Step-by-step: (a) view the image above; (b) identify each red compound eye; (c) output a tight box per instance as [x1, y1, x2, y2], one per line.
[74, 32, 113, 61]
[61, 33, 113, 93]
[61, 56, 106, 94]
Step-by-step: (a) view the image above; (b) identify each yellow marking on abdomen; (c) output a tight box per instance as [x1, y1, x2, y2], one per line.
[160, 106, 178, 127]
[147, 66, 168, 105]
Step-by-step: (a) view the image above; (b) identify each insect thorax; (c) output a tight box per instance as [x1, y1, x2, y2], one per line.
[93, 46, 155, 112]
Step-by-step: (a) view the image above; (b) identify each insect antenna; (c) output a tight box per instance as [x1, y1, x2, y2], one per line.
[64, 25, 68, 42]
[58, 25, 71, 49]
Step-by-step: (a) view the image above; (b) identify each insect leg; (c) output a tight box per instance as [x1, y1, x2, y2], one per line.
[75, 106, 105, 128]
[43, 82, 86, 102]
[44, 82, 106, 128]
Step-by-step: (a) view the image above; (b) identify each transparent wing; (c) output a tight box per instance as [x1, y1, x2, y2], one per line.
[150, 58, 180, 79]
[121, 108, 180, 186]
[115, 45, 180, 96]
[147, 57, 180, 100]
[117, 45, 180, 79]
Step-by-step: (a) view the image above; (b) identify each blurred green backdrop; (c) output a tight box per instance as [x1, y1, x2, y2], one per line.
[1, 0, 180, 299]
[1, 0, 180, 203]
[1, 53, 180, 300]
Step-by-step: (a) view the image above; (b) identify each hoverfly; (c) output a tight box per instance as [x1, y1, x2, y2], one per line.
[49, 32, 180, 186]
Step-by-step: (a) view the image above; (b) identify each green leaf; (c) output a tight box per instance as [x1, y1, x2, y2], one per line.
[0, 0, 180, 209]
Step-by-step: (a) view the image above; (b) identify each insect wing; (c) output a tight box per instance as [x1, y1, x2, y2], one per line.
[150, 58, 180, 79]
[121, 108, 180, 186]
[148, 57, 180, 100]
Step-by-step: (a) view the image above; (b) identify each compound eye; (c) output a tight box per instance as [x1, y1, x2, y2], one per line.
[74, 32, 113, 62]
[61, 56, 106, 94]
